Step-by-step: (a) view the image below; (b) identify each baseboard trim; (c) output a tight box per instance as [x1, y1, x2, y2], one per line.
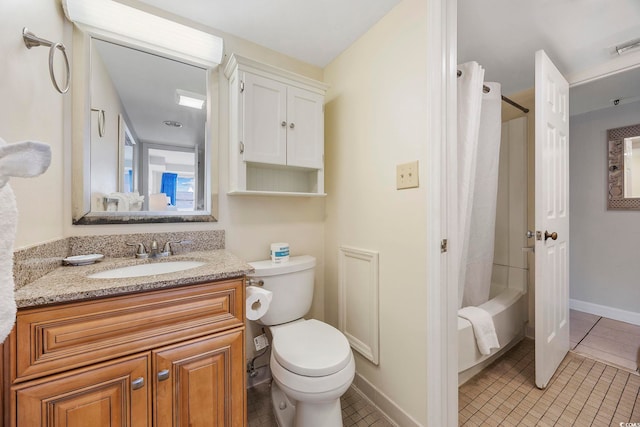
[570, 299, 640, 326]
[352, 372, 423, 427]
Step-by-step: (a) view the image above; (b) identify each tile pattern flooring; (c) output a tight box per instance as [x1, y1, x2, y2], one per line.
[248, 311, 639, 426]
[247, 382, 395, 427]
[570, 310, 640, 373]
[459, 338, 640, 426]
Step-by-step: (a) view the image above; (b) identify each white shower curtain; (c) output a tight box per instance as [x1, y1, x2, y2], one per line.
[457, 62, 502, 308]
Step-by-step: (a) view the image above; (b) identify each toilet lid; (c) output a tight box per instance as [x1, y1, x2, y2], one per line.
[273, 319, 352, 377]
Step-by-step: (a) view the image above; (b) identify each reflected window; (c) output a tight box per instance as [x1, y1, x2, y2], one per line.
[147, 147, 196, 211]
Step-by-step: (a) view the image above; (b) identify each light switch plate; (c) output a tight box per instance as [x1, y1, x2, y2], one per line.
[396, 161, 419, 189]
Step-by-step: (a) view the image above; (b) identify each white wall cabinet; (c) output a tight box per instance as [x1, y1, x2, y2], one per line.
[225, 54, 328, 196]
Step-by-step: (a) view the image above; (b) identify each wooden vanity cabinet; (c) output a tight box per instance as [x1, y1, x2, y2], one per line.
[3, 278, 246, 427]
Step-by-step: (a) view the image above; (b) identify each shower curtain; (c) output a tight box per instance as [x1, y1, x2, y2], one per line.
[457, 62, 502, 308]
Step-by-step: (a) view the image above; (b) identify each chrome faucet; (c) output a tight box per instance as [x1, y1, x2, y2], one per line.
[126, 242, 149, 259]
[127, 239, 191, 258]
[149, 239, 160, 258]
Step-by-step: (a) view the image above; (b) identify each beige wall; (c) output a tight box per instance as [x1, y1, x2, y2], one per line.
[5, 0, 430, 422]
[4, 0, 326, 361]
[324, 0, 428, 424]
[0, 0, 67, 248]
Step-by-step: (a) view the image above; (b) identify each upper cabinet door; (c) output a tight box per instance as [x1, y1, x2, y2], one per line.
[286, 86, 324, 169]
[242, 72, 288, 166]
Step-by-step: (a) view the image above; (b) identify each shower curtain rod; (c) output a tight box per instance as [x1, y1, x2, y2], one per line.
[456, 70, 530, 114]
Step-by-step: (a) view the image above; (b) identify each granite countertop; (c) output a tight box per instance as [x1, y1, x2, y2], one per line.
[14, 250, 254, 308]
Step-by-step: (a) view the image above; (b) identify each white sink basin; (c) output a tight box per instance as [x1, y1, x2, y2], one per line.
[87, 261, 206, 279]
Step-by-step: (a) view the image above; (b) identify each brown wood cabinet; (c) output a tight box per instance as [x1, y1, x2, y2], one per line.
[3, 279, 246, 427]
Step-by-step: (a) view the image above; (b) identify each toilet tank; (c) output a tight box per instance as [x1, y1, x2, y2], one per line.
[247, 255, 316, 326]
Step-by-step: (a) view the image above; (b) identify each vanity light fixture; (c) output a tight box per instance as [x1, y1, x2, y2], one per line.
[176, 89, 205, 110]
[62, 0, 224, 66]
[615, 38, 640, 55]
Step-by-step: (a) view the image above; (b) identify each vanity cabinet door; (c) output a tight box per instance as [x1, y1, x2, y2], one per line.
[153, 329, 245, 427]
[15, 353, 151, 427]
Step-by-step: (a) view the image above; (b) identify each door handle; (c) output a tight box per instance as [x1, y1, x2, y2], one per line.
[544, 231, 558, 241]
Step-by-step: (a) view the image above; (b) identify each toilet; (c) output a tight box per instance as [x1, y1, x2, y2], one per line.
[247, 255, 355, 427]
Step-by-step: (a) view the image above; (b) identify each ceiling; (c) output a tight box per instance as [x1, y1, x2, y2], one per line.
[135, 0, 402, 68]
[458, 0, 640, 115]
[112, 0, 640, 125]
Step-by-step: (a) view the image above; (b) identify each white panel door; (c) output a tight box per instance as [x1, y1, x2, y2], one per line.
[534, 50, 570, 389]
[286, 86, 324, 169]
[242, 72, 287, 165]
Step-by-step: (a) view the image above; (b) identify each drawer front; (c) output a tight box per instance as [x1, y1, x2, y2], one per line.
[14, 279, 244, 382]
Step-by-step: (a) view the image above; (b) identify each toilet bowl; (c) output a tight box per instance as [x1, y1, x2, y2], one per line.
[269, 319, 355, 426]
[247, 256, 355, 427]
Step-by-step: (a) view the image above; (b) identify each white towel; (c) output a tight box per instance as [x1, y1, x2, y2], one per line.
[0, 138, 51, 342]
[458, 306, 500, 355]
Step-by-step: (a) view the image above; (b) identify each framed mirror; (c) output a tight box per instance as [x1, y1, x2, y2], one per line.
[72, 34, 218, 224]
[607, 123, 640, 209]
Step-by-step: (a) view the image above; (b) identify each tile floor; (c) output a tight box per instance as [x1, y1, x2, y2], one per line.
[248, 311, 639, 426]
[247, 381, 395, 426]
[459, 338, 640, 426]
[570, 310, 640, 373]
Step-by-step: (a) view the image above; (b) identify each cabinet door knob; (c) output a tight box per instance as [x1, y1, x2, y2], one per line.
[157, 369, 170, 381]
[289, 122, 295, 129]
[131, 377, 145, 390]
[281, 121, 287, 127]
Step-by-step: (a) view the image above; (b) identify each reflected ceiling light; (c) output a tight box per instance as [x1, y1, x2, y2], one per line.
[176, 89, 205, 110]
[62, 0, 224, 66]
[616, 38, 640, 55]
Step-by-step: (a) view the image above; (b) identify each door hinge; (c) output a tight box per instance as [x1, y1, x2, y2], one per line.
[240, 81, 245, 93]
[441, 239, 448, 253]
[239, 141, 244, 154]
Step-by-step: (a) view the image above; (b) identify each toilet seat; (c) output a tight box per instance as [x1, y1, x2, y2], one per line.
[272, 319, 351, 377]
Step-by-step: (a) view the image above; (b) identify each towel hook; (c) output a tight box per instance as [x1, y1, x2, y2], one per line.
[22, 27, 70, 94]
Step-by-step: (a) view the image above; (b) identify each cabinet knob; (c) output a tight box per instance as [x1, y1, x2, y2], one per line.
[289, 122, 295, 129]
[281, 121, 287, 127]
[157, 369, 171, 382]
[131, 377, 145, 390]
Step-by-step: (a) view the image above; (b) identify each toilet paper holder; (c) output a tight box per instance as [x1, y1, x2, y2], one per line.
[247, 278, 264, 287]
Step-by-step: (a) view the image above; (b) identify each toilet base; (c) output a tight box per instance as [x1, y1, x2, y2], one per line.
[271, 381, 295, 427]
[271, 381, 344, 427]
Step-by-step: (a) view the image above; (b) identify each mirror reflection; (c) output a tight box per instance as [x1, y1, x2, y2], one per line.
[623, 135, 640, 198]
[607, 122, 640, 209]
[87, 37, 210, 218]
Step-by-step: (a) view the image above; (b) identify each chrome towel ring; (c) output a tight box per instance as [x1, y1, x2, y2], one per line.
[22, 27, 70, 94]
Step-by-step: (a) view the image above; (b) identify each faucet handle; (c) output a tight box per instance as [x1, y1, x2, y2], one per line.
[162, 240, 190, 255]
[126, 242, 148, 258]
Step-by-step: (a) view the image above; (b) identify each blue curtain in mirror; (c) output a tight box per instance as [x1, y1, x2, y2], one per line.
[160, 172, 178, 206]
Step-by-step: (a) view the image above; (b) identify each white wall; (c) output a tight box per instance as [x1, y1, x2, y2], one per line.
[570, 100, 640, 315]
[324, 0, 428, 424]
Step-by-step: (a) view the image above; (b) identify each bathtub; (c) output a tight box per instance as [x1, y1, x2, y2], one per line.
[458, 286, 526, 384]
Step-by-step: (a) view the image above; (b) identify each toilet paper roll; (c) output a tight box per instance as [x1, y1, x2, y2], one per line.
[246, 286, 273, 321]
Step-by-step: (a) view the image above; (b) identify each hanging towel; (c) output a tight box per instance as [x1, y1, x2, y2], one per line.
[458, 306, 500, 355]
[0, 138, 51, 342]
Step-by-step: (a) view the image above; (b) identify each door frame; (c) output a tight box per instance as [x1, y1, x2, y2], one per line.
[425, 0, 458, 425]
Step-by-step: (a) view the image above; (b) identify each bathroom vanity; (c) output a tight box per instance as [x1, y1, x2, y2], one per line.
[2, 248, 252, 427]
